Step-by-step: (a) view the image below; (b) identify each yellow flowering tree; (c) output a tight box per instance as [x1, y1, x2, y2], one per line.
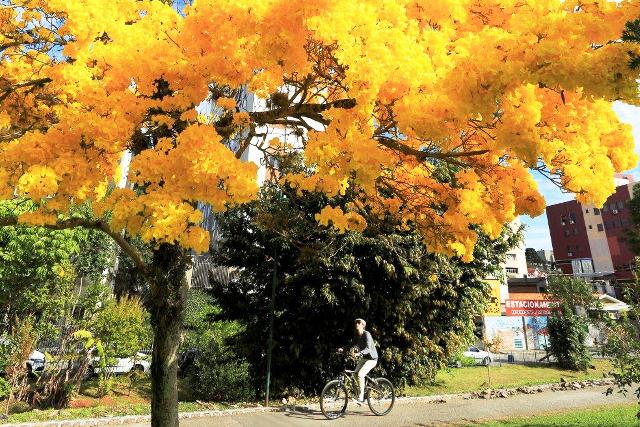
[0, 1, 639, 425]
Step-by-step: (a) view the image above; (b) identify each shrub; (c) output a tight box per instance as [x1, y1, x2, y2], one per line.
[0, 377, 11, 400]
[91, 295, 152, 359]
[190, 346, 253, 402]
[450, 351, 476, 368]
[601, 262, 640, 415]
[76, 295, 152, 396]
[547, 303, 591, 371]
[182, 290, 253, 402]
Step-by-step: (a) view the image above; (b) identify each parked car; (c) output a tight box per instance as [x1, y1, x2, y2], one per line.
[26, 350, 46, 376]
[89, 352, 151, 375]
[463, 346, 492, 366]
[0, 349, 48, 378]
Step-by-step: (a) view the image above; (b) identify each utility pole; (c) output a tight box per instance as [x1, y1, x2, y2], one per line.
[265, 251, 277, 406]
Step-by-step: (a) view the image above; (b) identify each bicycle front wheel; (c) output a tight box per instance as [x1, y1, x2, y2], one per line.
[320, 379, 348, 420]
[367, 377, 395, 416]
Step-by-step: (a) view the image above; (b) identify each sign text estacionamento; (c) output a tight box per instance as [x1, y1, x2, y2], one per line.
[505, 299, 560, 317]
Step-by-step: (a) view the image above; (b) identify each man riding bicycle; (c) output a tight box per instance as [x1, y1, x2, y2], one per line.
[339, 318, 378, 405]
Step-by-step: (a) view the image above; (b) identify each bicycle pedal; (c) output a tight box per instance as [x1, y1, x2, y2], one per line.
[351, 398, 364, 406]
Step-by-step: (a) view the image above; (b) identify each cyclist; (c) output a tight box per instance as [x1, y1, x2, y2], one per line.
[339, 318, 378, 405]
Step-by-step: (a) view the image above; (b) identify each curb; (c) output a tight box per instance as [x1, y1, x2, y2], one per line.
[2, 378, 616, 426]
[3, 407, 281, 427]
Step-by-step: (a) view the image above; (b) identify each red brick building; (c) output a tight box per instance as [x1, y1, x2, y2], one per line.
[546, 175, 637, 281]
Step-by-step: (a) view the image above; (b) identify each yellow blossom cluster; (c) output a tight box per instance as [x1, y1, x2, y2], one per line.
[315, 206, 367, 234]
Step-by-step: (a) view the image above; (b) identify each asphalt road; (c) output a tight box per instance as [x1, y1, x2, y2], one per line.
[124, 385, 636, 426]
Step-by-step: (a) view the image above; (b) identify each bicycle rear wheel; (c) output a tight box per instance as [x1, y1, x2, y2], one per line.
[320, 379, 348, 419]
[367, 377, 395, 416]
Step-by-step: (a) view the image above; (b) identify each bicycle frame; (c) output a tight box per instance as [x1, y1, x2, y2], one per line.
[337, 370, 380, 398]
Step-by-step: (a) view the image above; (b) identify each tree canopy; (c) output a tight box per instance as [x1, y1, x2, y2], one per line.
[0, 0, 638, 261]
[0, 200, 112, 334]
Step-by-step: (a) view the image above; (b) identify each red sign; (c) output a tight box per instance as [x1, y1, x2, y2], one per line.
[505, 299, 560, 317]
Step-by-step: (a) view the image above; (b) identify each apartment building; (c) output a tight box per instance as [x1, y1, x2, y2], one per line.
[546, 174, 636, 281]
[504, 218, 528, 279]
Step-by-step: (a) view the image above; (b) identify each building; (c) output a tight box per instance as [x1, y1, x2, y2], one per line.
[536, 249, 555, 265]
[189, 90, 306, 289]
[485, 285, 629, 351]
[508, 276, 548, 294]
[504, 218, 528, 279]
[525, 248, 556, 272]
[546, 174, 637, 281]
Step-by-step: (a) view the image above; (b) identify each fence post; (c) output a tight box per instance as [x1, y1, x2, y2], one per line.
[265, 252, 278, 407]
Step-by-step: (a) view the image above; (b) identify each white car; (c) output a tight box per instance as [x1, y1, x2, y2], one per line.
[90, 352, 151, 375]
[463, 346, 492, 366]
[26, 350, 46, 375]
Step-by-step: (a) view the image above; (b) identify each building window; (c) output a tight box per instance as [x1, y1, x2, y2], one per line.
[597, 223, 604, 232]
[561, 214, 567, 226]
[581, 259, 594, 274]
[569, 213, 576, 224]
[617, 201, 625, 210]
[604, 221, 610, 230]
[573, 228, 578, 235]
[603, 205, 609, 213]
[585, 208, 589, 214]
[613, 220, 620, 229]
[564, 229, 570, 237]
[588, 225, 593, 229]
[506, 253, 516, 260]
[621, 218, 629, 227]
[594, 208, 601, 215]
[506, 267, 518, 274]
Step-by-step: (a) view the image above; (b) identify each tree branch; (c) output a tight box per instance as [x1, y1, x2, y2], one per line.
[375, 135, 489, 162]
[0, 216, 150, 277]
[222, 98, 354, 131]
[0, 77, 53, 103]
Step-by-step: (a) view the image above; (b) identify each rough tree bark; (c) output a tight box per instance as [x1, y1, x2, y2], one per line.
[148, 243, 191, 427]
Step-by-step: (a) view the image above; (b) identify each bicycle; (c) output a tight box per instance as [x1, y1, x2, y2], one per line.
[320, 354, 395, 419]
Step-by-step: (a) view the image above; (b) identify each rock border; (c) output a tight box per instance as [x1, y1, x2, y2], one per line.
[397, 378, 615, 403]
[2, 378, 616, 426]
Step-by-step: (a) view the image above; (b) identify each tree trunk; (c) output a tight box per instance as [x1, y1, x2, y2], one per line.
[149, 244, 191, 427]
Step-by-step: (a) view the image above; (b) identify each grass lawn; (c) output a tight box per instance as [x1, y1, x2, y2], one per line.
[405, 359, 613, 396]
[477, 403, 639, 426]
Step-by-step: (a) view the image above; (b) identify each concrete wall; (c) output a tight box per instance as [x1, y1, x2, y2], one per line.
[582, 203, 614, 274]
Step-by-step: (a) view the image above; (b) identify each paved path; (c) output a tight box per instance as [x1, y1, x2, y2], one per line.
[124, 385, 635, 426]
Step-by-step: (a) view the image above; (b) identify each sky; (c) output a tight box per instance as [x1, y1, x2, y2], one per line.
[520, 101, 640, 251]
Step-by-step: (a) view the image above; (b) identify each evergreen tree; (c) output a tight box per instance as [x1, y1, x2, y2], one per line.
[210, 159, 520, 395]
